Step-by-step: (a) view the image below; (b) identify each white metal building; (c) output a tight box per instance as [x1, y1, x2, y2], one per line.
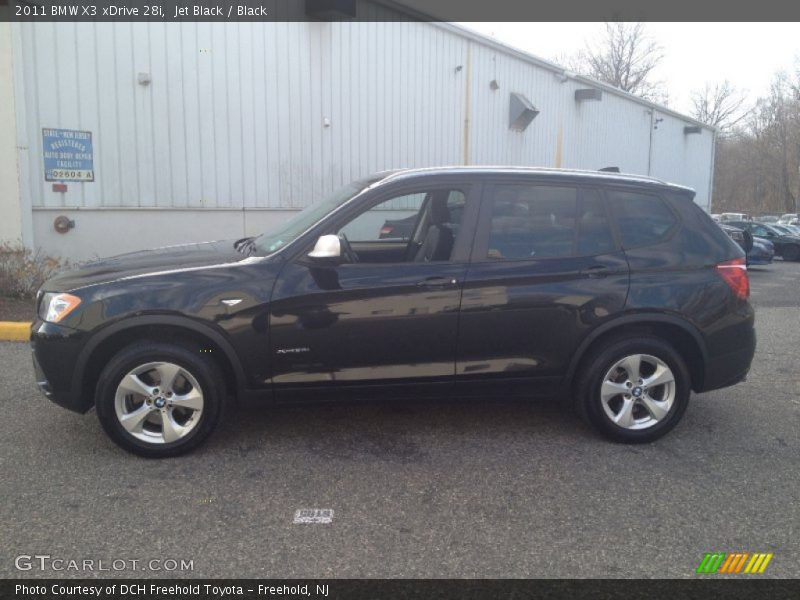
[0, 10, 716, 261]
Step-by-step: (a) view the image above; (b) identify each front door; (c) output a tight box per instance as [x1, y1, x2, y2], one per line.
[269, 182, 479, 399]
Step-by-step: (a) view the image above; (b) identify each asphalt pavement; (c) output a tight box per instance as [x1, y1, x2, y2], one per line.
[1, 261, 798, 579]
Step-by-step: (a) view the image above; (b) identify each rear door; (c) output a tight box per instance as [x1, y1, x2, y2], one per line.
[455, 180, 630, 397]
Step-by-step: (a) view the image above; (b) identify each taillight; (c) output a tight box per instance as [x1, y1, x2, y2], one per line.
[380, 226, 394, 236]
[716, 257, 749, 300]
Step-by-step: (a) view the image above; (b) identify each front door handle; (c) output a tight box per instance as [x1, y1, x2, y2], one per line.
[579, 265, 611, 278]
[417, 276, 459, 289]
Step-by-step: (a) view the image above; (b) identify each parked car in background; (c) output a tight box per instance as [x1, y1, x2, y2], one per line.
[719, 224, 749, 251]
[710, 213, 721, 223]
[754, 215, 779, 223]
[31, 167, 756, 456]
[720, 212, 750, 222]
[719, 224, 774, 266]
[378, 213, 417, 240]
[380, 202, 465, 241]
[778, 213, 799, 225]
[774, 224, 800, 237]
[747, 237, 775, 265]
[727, 220, 800, 261]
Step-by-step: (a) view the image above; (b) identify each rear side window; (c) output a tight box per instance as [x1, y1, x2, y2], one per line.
[485, 184, 619, 259]
[487, 185, 577, 259]
[607, 189, 677, 248]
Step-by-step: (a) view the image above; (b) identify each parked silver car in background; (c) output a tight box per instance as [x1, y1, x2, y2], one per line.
[778, 213, 799, 225]
[720, 212, 750, 222]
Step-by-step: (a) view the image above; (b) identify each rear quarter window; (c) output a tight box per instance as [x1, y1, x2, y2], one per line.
[607, 189, 677, 248]
[672, 194, 746, 261]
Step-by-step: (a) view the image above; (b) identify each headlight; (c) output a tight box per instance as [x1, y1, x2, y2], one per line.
[40, 293, 82, 323]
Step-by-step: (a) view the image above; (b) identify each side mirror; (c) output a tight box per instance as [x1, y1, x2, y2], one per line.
[308, 234, 341, 261]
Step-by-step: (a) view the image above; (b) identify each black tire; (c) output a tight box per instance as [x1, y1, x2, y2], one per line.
[95, 341, 226, 457]
[575, 335, 691, 443]
[782, 244, 800, 261]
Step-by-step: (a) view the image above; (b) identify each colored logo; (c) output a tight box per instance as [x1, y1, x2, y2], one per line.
[696, 552, 773, 574]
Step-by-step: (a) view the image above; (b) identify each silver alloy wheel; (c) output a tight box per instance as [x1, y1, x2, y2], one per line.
[114, 361, 204, 444]
[599, 354, 676, 430]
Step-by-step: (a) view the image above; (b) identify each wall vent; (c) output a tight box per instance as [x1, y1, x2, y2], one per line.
[575, 88, 602, 102]
[509, 93, 539, 131]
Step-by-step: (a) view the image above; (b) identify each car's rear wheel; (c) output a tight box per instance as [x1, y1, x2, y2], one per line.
[576, 336, 690, 443]
[95, 342, 225, 457]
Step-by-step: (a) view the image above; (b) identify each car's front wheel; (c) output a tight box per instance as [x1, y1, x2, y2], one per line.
[95, 342, 225, 457]
[576, 336, 690, 443]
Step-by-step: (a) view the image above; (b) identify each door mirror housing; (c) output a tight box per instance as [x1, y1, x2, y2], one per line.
[308, 234, 341, 261]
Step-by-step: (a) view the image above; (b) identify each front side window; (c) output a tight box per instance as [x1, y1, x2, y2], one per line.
[337, 188, 467, 263]
[607, 189, 677, 248]
[339, 193, 427, 242]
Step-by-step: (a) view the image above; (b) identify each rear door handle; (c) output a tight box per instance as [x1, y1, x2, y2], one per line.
[417, 276, 459, 289]
[579, 265, 611, 278]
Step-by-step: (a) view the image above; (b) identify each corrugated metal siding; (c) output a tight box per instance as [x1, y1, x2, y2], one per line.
[13, 18, 713, 212]
[650, 110, 714, 207]
[465, 39, 713, 207]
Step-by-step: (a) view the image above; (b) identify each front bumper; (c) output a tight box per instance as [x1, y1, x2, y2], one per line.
[30, 319, 92, 413]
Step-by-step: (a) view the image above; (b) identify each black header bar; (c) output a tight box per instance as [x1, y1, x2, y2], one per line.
[3, 0, 800, 22]
[3, 579, 800, 600]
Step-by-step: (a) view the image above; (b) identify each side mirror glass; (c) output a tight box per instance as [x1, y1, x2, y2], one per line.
[308, 234, 341, 261]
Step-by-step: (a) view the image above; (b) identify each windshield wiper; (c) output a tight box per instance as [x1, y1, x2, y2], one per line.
[233, 236, 257, 255]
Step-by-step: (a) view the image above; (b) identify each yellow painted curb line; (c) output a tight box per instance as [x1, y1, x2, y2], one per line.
[0, 322, 30, 342]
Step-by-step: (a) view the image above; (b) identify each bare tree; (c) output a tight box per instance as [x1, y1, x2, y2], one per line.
[712, 68, 800, 215]
[690, 81, 749, 133]
[571, 22, 666, 102]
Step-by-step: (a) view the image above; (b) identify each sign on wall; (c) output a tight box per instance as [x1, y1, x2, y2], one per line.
[42, 128, 94, 181]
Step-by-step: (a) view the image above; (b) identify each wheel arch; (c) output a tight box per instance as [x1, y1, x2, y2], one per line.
[566, 314, 708, 393]
[73, 315, 247, 411]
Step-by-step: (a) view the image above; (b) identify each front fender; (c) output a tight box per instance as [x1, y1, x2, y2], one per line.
[71, 314, 252, 405]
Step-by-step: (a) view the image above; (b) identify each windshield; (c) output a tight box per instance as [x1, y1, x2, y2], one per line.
[765, 225, 783, 236]
[253, 179, 373, 254]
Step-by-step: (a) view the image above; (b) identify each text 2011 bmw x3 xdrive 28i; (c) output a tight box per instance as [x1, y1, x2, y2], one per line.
[31, 167, 756, 457]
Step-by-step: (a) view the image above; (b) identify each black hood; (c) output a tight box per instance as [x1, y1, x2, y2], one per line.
[42, 240, 248, 292]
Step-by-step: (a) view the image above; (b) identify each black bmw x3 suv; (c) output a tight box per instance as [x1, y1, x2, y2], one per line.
[32, 167, 755, 456]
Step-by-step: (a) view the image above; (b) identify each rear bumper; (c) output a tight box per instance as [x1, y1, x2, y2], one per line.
[698, 312, 756, 393]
